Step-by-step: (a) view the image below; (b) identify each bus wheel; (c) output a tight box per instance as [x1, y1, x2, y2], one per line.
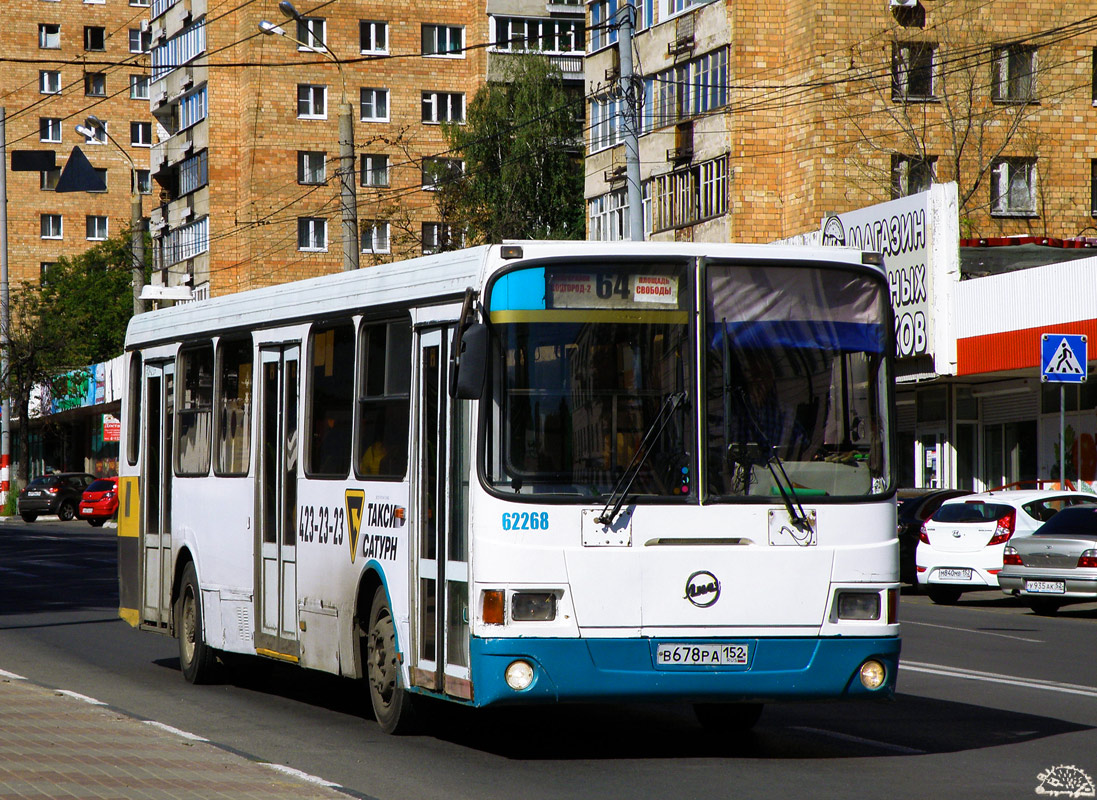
[366, 586, 417, 734]
[693, 702, 764, 735]
[177, 562, 219, 684]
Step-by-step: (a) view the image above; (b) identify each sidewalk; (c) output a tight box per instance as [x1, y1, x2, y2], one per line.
[0, 673, 353, 800]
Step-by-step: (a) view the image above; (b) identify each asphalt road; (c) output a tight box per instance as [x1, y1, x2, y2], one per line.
[2, 517, 1096, 800]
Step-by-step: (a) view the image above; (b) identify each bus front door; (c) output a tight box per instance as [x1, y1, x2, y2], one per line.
[411, 328, 471, 699]
[141, 361, 173, 631]
[255, 345, 300, 661]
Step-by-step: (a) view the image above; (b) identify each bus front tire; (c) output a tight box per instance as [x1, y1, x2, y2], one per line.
[365, 586, 417, 734]
[177, 562, 219, 684]
[693, 702, 764, 735]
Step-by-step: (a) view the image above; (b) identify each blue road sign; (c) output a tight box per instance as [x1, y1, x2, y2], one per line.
[1041, 333, 1088, 383]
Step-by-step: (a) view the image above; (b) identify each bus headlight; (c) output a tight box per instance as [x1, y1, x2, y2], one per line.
[837, 591, 881, 621]
[859, 659, 887, 690]
[505, 660, 535, 691]
[511, 592, 557, 622]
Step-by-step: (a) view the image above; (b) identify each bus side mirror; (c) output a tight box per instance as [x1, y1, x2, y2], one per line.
[453, 323, 488, 400]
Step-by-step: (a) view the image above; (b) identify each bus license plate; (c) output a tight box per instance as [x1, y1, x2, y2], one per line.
[656, 644, 749, 666]
[938, 568, 972, 581]
[1026, 580, 1065, 594]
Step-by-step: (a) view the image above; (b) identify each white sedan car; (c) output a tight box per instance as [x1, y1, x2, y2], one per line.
[916, 489, 1097, 605]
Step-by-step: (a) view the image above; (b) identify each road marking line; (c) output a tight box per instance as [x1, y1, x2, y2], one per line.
[142, 720, 209, 742]
[903, 660, 1097, 699]
[791, 726, 926, 755]
[902, 620, 1043, 643]
[57, 689, 107, 705]
[263, 763, 340, 788]
[0, 669, 26, 680]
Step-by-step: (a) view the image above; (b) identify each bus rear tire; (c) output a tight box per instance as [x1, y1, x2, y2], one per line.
[693, 702, 764, 735]
[365, 586, 417, 734]
[177, 562, 219, 684]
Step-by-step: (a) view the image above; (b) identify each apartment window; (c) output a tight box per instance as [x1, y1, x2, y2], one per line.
[891, 154, 936, 198]
[40, 263, 58, 285]
[649, 155, 729, 232]
[361, 154, 389, 187]
[298, 151, 327, 184]
[178, 87, 207, 130]
[589, 95, 622, 152]
[589, 0, 618, 52]
[92, 168, 108, 192]
[41, 169, 61, 191]
[39, 70, 61, 94]
[129, 28, 152, 53]
[360, 21, 388, 54]
[39, 118, 62, 143]
[179, 151, 207, 195]
[652, 49, 728, 128]
[360, 88, 389, 122]
[296, 17, 325, 50]
[493, 17, 584, 53]
[422, 92, 465, 123]
[298, 84, 327, 118]
[131, 121, 153, 147]
[588, 189, 630, 242]
[354, 319, 412, 480]
[155, 217, 208, 269]
[85, 26, 106, 51]
[39, 24, 61, 49]
[134, 169, 151, 194]
[176, 344, 214, 476]
[422, 157, 462, 190]
[41, 214, 63, 239]
[85, 72, 106, 97]
[993, 44, 1037, 103]
[151, 20, 206, 82]
[130, 74, 150, 99]
[130, 0, 150, 6]
[361, 221, 390, 254]
[298, 217, 328, 251]
[81, 119, 107, 144]
[991, 158, 1037, 215]
[86, 215, 109, 240]
[422, 24, 463, 56]
[1090, 159, 1097, 216]
[892, 42, 935, 100]
[422, 222, 452, 254]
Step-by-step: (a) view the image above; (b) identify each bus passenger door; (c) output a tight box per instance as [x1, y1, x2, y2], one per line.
[141, 361, 173, 631]
[411, 328, 471, 699]
[255, 345, 300, 660]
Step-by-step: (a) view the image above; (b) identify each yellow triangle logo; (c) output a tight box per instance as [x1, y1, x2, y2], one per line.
[345, 489, 365, 563]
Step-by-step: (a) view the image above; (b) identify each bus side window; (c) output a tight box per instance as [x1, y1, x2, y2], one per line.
[308, 322, 355, 477]
[356, 317, 411, 479]
[177, 343, 214, 476]
[215, 339, 253, 476]
[126, 352, 142, 466]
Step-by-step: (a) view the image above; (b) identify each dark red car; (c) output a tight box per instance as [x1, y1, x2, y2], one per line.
[79, 477, 119, 527]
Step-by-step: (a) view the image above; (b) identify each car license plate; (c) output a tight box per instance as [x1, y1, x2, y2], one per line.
[938, 568, 973, 581]
[26, 490, 40, 497]
[1026, 580, 1066, 594]
[656, 643, 749, 666]
[81, 506, 94, 514]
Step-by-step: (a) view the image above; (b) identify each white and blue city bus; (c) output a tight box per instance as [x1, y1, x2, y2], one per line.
[117, 241, 899, 734]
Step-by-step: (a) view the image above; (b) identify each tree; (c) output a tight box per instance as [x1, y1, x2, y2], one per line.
[437, 55, 585, 244]
[2, 233, 139, 481]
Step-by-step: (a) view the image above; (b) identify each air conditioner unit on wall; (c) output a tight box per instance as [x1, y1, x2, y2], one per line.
[890, 0, 918, 7]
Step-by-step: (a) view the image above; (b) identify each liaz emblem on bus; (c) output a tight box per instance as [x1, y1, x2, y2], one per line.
[684, 570, 721, 608]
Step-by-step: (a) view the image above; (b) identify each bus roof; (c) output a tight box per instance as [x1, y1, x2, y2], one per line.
[126, 241, 877, 349]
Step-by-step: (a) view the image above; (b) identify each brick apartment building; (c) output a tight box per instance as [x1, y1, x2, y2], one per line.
[585, 0, 1097, 244]
[1, 0, 153, 289]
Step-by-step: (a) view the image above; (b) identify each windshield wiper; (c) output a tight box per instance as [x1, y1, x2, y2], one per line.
[595, 391, 687, 527]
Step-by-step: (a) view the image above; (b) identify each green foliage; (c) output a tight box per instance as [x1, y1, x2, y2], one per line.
[438, 55, 585, 244]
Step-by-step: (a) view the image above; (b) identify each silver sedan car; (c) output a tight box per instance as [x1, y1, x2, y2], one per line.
[999, 505, 1097, 615]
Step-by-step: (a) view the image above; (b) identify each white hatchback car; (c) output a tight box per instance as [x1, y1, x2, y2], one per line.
[916, 489, 1097, 604]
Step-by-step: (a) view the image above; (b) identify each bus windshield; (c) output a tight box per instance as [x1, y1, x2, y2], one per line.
[705, 262, 891, 499]
[485, 262, 692, 498]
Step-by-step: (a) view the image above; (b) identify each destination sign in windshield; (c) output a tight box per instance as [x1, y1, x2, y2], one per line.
[548, 272, 679, 310]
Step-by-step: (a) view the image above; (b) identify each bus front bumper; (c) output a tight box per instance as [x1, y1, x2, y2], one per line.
[465, 636, 901, 707]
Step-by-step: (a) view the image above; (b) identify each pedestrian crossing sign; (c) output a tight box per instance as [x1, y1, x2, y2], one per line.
[1041, 333, 1087, 383]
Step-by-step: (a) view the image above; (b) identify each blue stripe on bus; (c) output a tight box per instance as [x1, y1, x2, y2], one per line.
[466, 636, 900, 707]
[489, 268, 547, 311]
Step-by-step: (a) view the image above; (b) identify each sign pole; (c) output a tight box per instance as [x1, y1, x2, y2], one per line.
[1061, 384, 1065, 488]
[1041, 333, 1087, 489]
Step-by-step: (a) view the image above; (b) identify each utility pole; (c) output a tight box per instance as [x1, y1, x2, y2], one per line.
[0, 109, 10, 504]
[617, 2, 644, 241]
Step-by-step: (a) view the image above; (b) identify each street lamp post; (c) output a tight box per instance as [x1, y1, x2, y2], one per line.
[260, 4, 359, 272]
[78, 116, 146, 315]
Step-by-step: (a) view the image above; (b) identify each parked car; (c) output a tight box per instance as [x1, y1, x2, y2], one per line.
[17, 472, 96, 522]
[916, 489, 1097, 604]
[79, 477, 119, 527]
[999, 505, 1097, 615]
[897, 489, 970, 588]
